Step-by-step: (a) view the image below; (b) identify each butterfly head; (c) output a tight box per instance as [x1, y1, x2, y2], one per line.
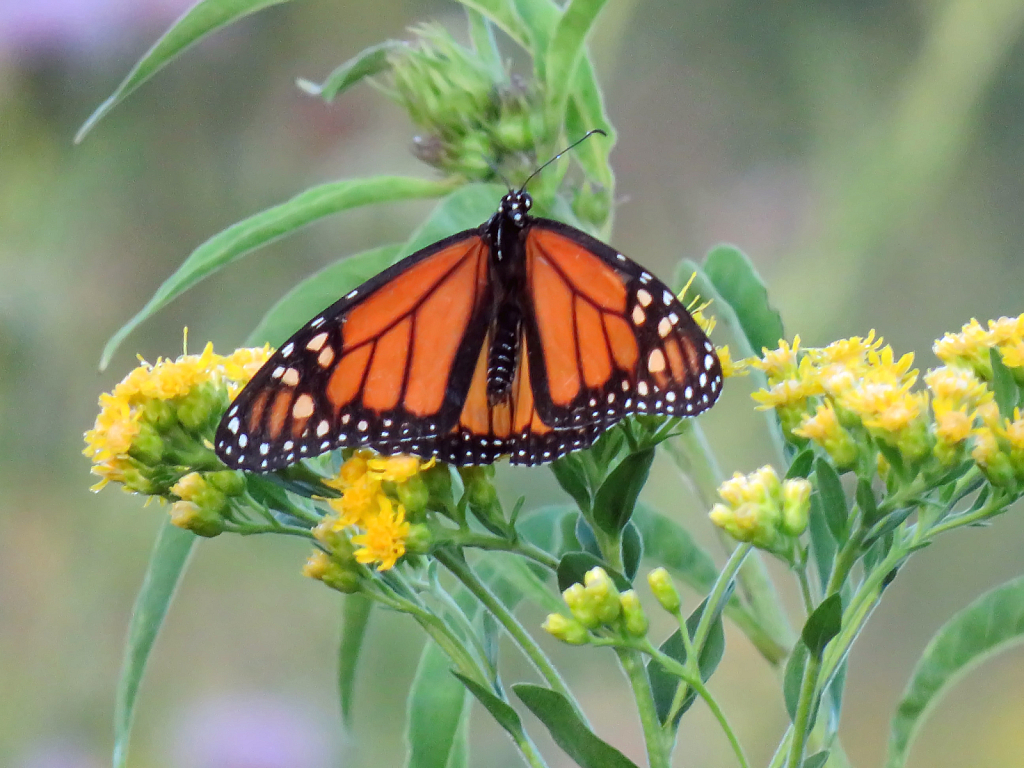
[499, 190, 532, 228]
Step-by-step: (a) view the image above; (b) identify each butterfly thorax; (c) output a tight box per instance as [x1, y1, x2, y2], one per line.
[483, 190, 532, 402]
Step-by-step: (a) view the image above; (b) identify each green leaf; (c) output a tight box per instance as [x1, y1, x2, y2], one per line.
[556, 552, 630, 592]
[113, 521, 195, 768]
[100, 176, 454, 368]
[77, 0, 293, 142]
[338, 594, 373, 727]
[990, 347, 1017, 420]
[513, 0, 559, 73]
[856, 478, 880, 527]
[631, 505, 718, 593]
[804, 751, 830, 768]
[517, 504, 575, 556]
[514, 684, 640, 768]
[453, 673, 524, 738]
[453, 0, 532, 49]
[807, 492, 836, 592]
[886, 575, 1024, 768]
[621, 521, 643, 581]
[802, 594, 843, 659]
[783, 641, 809, 720]
[466, 9, 504, 82]
[574, 515, 602, 558]
[648, 600, 727, 725]
[565, 59, 616, 192]
[479, 553, 565, 614]
[591, 448, 655, 534]
[814, 458, 848, 541]
[398, 183, 505, 258]
[544, 0, 610, 146]
[551, 454, 592, 512]
[702, 244, 784, 355]
[247, 244, 398, 346]
[405, 641, 470, 768]
[862, 507, 914, 549]
[297, 41, 403, 102]
[786, 449, 815, 480]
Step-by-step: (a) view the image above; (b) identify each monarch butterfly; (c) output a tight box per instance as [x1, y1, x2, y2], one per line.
[215, 150, 723, 471]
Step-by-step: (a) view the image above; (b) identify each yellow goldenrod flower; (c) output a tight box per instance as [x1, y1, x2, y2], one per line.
[934, 406, 973, 449]
[716, 345, 750, 378]
[781, 478, 811, 536]
[810, 331, 883, 367]
[933, 318, 992, 376]
[84, 338, 272, 497]
[303, 550, 361, 593]
[352, 495, 411, 571]
[751, 336, 801, 381]
[710, 466, 808, 557]
[367, 454, 436, 483]
[793, 402, 859, 470]
[584, 567, 621, 624]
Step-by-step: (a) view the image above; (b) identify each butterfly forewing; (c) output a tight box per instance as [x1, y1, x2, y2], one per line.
[522, 220, 723, 428]
[215, 233, 491, 471]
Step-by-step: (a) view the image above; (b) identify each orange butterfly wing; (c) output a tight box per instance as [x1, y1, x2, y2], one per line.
[522, 221, 722, 428]
[216, 233, 490, 471]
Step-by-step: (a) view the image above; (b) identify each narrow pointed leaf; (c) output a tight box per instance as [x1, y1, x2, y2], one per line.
[990, 347, 1017, 419]
[591, 448, 654, 534]
[786, 449, 814, 480]
[802, 594, 843, 659]
[783, 641, 809, 720]
[466, 9, 504, 81]
[702, 244, 784, 354]
[297, 41, 403, 101]
[113, 521, 195, 768]
[405, 641, 470, 768]
[100, 176, 453, 368]
[814, 458, 848, 540]
[621, 521, 643, 581]
[551, 454, 592, 512]
[247, 244, 398, 346]
[397, 183, 504, 258]
[514, 684, 640, 768]
[804, 751, 830, 768]
[77, 0, 292, 142]
[886, 575, 1024, 768]
[544, 0, 610, 143]
[338, 594, 373, 727]
[453, 672, 524, 737]
[453, 0, 531, 48]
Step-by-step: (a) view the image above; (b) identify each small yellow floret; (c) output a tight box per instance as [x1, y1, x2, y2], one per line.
[352, 496, 411, 571]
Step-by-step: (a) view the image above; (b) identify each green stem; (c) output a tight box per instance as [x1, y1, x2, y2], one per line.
[923, 490, 1007, 538]
[796, 564, 815, 616]
[669, 423, 795, 660]
[786, 653, 822, 768]
[635, 643, 750, 768]
[694, 542, 752, 650]
[435, 549, 585, 719]
[616, 648, 669, 768]
[768, 727, 794, 768]
[223, 522, 314, 539]
[442, 529, 560, 570]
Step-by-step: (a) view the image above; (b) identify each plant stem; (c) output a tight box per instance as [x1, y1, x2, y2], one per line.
[786, 652, 821, 768]
[695, 542, 752, 650]
[435, 548, 585, 719]
[616, 648, 669, 768]
[637, 644, 750, 768]
[669, 423, 795, 659]
[443, 529, 560, 570]
[923, 490, 1006, 538]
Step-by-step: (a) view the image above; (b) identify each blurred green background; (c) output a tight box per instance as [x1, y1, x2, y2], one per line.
[3, 1, 1024, 766]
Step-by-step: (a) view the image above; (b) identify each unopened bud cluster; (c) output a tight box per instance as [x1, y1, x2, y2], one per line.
[709, 466, 810, 559]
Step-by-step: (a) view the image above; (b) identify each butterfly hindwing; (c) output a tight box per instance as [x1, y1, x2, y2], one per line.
[521, 219, 723, 428]
[215, 232, 491, 471]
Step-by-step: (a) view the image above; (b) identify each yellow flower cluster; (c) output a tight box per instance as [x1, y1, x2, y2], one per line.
[734, 314, 1024, 480]
[83, 340, 272, 494]
[709, 466, 810, 554]
[543, 567, 648, 644]
[312, 450, 434, 571]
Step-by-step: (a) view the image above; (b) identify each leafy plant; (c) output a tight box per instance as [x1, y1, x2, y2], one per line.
[80, 2, 1024, 767]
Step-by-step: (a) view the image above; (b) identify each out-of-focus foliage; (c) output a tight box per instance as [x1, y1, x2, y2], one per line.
[4, 1, 1024, 767]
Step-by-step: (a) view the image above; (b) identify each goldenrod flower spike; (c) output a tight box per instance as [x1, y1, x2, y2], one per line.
[351, 495, 411, 571]
[709, 466, 809, 559]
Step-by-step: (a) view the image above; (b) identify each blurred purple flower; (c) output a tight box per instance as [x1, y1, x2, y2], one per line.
[170, 693, 343, 768]
[0, 0, 192, 57]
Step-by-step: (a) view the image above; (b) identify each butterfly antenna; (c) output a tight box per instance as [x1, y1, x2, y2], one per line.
[484, 158, 514, 191]
[519, 129, 607, 192]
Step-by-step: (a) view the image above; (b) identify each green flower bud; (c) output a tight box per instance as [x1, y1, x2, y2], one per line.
[647, 567, 681, 614]
[121, 465, 156, 495]
[542, 613, 590, 645]
[404, 523, 433, 555]
[619, 590, 649, 637]
[206, 470, 245, 497]
[129, 422, 164, 464]
[396, 474, 430, 519]
[169, 500, 223, 537]
[562, 582, 600, 629]
[176, 383, 219, 431]
[141, 398, 176, 430]
[303, 551, 361, 593]
[192, 485, 228, 515]
[584, 567, 621, 624]
[781, 478, 811, 536]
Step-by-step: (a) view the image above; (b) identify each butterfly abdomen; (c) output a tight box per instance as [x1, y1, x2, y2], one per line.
[486, 301, 521, 401]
